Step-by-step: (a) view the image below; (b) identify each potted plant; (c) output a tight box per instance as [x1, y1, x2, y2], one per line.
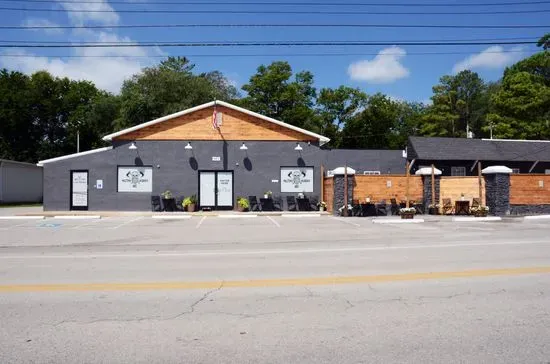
[460, 193, 465, 201]
[471, 205, 489, 217]
[161, 190, 173, 200]
[263, 190, 273, 199]
[182, 195, 197, 212]
[317, 201, 327, 212]
[399, 207, 416, 219]
[428, 203, 440, 215]
[237, 197, 249, 212]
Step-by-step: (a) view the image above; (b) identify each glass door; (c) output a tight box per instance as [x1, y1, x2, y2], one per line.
[199, 172, 216, 208]
[71, 170, 88, 210]
[216, 171, 233, 208]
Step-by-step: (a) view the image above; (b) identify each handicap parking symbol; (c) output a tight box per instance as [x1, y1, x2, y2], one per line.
[38, 223, 62, 228]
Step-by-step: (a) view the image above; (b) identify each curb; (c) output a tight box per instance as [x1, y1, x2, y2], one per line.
[0, 216, 45, 220]
[53, 215, 101, 219]
[524, 215, 550, 220]
[452, 216, 502, 222]
[372, 219, 425, 224]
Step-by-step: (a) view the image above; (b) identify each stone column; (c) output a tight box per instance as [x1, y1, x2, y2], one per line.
[331, 167, 356, 216]
[415, 167, 442, 212]
[482, 166, 512, 216]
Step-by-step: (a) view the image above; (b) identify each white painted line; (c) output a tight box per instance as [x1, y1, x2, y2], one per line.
[373, 219, 425, 224]
[281, 214, 322, 218]
[72, 217, 107, 229]
[452, 216, 502, 222]
[152, 215, 191, 220]
[110, 216, 143, 230]
[196, 216, 206, 229]
[53, 215, 101, 220]
[2, 240, 548, 259]
[0, 216, 44, 220]
[524, 215, 550, 220]
[266, 216, 280, 227]
[333, 217, 360, 227]
[218, 215, 258, 218]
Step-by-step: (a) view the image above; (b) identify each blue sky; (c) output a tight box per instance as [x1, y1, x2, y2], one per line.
[0, 0, 548, 102]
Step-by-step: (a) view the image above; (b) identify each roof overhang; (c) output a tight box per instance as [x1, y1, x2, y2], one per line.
[102, 100, 331, 146]
[37, 146, 113, 166]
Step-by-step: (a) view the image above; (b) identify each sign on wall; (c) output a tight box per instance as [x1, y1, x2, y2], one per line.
[117, 167, 153, 192]
[280, 167, 314, 193]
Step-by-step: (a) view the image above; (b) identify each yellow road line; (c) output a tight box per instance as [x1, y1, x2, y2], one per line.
[1, 266, 549, 293]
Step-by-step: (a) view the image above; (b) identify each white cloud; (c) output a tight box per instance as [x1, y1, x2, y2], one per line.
[22, 18, 64, 35]
[348, 46, 410, 84]
[56, 0, 119, 25]
[0, 31, 165, 93]
[452, 46, 524, 73]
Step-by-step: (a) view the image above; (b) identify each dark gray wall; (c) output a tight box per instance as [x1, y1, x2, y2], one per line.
[0, 161, 43, 203]
[43, 140, 325, 211]
[324, 149, 405, 174]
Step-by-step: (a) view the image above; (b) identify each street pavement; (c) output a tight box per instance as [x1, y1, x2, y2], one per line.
[0, 215, 549, 363]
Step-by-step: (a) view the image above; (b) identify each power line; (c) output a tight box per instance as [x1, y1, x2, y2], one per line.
[0, 50, 535, 58]
[3, 0, 550, 6]
[2, 23, 549, 30]
[0, 40, 538, 48]
[2, 6, 549, 14]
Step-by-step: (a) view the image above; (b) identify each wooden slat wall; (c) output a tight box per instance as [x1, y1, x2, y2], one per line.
[510, 175, 550, 204]
[440, 176, 485, 206]
[323, 177, 334, 212]
[114, 106, 317, 142]
[353, 175, 423, 203]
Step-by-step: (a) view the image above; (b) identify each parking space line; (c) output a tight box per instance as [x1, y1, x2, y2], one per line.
[196, 216, 206, 229]
[109, 216, 143, 230]
[266, 216, 280, 227]
[72, 217, 108, 229]
[333, 217, 361, 227]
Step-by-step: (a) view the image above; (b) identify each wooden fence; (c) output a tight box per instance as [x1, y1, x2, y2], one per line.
[510, 175, 550, 205]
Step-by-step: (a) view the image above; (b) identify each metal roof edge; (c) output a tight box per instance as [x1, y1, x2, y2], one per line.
[37, 146, 113, 166]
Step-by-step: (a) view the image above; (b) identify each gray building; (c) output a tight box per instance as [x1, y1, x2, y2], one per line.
[0, 159, 43, 204]
[38, 101, 405, 211]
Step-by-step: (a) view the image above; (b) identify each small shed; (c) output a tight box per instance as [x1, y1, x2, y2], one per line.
[0, 159, 43, 204]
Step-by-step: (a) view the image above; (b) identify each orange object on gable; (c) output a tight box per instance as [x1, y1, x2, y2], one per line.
[113, 106, 317, 142]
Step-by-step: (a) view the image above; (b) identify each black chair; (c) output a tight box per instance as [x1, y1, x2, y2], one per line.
[376, 200, 388, 216]
[175, 196, 185, 212]
[151, 196, 162, 212]
[390, 198, 400, 216]
[248, 196, 260, 211]
[286, 196, 297, 211]
[260, 198, 274, 211]
[272, 196, 283, 211]
[297, 197, 310, 211]
[309, 196, 319, 211]
[414, 200, 424, 215]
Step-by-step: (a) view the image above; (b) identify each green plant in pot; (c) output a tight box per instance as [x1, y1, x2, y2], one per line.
[399, 207, 416, 219]
[263, 190, 273, 199]
[237, 197, 250, 212]
[161, 190, 173, 199]
[182, 195, 197, 212]
[317, 201, 327, 211]
[471, 205, 489, 217]
[428, 203, 440, 215]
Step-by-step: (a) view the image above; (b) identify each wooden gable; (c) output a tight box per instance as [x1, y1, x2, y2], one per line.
[113, 106, 317, 142]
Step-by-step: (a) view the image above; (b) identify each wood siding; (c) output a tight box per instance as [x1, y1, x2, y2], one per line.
[114, 106, 317, 142]
[440, 176, 485, 206]
[353, 175, 423, 203]
[323, 177, 334, 212]
[510, 175, 550, 204]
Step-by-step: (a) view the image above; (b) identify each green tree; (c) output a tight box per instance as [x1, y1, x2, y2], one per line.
[537, 33, 550, 50]
[240, 61, 317, 129]
[118, 57, 238, 129]
[316, 86, 368, 147]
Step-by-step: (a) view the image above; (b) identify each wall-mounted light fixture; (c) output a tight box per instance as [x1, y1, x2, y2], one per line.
[294, 143, 303, 151]
[128, 142, 137, 150]
[184, 142, 193, 150]
[240, 142, 248, 150]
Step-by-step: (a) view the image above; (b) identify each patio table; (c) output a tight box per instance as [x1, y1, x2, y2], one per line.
[455, 200, 470, 215]
[260, 198, 274, 212]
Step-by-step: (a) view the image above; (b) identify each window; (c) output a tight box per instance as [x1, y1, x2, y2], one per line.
[451, 167, 466, 176]
[512, 168, 520, 174]
[363, 171, 381, 175]
[117, 166, 153, 192]
[281, 167, 314, 193]
[545, 169, 550, 175]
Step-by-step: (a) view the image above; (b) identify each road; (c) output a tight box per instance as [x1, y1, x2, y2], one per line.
[0, 215, 549, 363]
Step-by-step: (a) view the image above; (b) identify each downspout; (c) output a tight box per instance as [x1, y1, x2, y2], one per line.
[0, 160, 3, 203]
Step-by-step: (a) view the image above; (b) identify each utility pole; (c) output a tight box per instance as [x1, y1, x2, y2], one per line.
[77, 130, 80, 153]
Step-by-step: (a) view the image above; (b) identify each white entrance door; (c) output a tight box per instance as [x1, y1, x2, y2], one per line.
[71, 171, 88, 210]
[217, 171, 233, 207]
[199, 172, 216, 207]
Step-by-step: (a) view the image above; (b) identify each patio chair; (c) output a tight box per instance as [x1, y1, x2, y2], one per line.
[175, 196, 185, 212]
[286, 196, 297, 211]
[352, 199, 362, 216]
[414, 200, 424, 215]
[309, 196, 319, 211]
[248, 196, 260, 212]
[472, 198, 481, 209]
[376, 200, 388, 216]
[151, 196, 162, 212]
[390, 198, 400, 216]
[272, 196, 283, 211]
[442, 198, 454, 215]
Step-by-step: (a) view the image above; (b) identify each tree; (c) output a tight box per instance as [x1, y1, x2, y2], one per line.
[421, 70, 488, 138]
[316, 86, 368, 147]
[240, 61, 317, 129]
[117, 57, 238, 129]
[537, 33, 550, 50]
